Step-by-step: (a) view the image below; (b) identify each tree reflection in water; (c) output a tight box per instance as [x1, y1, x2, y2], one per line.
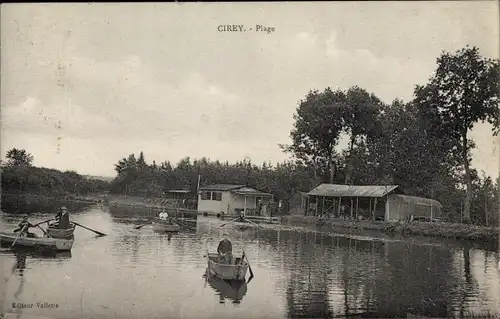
[277, 228, 463, 318]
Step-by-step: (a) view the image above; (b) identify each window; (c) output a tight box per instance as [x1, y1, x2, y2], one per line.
[212, 192, 222, 201]
[201, 191, 211, 200]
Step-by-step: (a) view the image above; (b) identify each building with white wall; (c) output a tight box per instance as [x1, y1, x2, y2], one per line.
[197, 184, 273, 216]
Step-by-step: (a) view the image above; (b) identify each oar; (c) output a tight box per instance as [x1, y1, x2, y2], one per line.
[72, 221, 107, 236]
[32, 218, 55, 227]
[11, 225, 29, 248]
[220, 217, 240, 228]
[134, 221, 152, 229]
[245, 219, 263, 229]
[242, 249, 254, 283]
[172, 218, 196, 231]
[36, 225, 51, 237]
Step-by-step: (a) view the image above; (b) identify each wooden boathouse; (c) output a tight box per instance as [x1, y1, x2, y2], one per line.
[304, 184, 443, 222]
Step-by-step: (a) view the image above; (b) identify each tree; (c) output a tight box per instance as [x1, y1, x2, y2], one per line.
[281, 88, 345, 183]
[413, 46, 499, 222]
[5, 148, 34, 167]
[341, 86, 383, 184]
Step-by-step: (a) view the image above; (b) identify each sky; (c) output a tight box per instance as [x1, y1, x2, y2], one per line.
[1, 2, 499, 179]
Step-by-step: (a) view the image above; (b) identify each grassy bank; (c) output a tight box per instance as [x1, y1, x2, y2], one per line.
[282, 215, 499, 244]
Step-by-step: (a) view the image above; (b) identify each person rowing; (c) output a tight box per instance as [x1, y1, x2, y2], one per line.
[50, 206, 71, 229]
[217, 233, 233, 264]
[159, 211, 169, 220]
[158, 210, 174, 224]
[13, 216, 36, 238]
[237, 210, 246, 223]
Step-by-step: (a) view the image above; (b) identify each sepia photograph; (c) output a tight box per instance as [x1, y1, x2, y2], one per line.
[1, 2, 499, 319]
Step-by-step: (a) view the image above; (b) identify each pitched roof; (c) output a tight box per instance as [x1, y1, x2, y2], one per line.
[199, 184, 245, 191]
[233, 187, 273, 196]
[390, 194, 443, 208]
[163, 189, 191, 193]
[307, 184, 399, 198]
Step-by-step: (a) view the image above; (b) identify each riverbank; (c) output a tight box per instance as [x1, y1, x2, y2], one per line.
[281, 215, 499, 244]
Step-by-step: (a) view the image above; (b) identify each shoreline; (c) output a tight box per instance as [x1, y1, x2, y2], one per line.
[281, 215, 499, 245]
[3, 193, 498, 245]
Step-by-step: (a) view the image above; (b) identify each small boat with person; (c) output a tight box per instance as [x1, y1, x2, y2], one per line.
[150, 211, 181, 232]
[0, 232, 74, 251]
[206, 252, 249, 281]
[206, 233, 254, 282]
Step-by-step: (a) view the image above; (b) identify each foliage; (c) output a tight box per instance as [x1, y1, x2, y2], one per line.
[5, 148, 34, 167]
[109, 154, 318, 212]
[413, 46, 500, 221]
[281, 87, 382, 184]
[1, 149, 109, 197]
[280, 88, 345, 183]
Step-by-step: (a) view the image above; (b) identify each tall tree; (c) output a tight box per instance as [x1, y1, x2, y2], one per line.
[281, 88, 345, 183]
[413, 46, 499, 222]
[5, 148, 34, 167]
[341, 86, 383, 184]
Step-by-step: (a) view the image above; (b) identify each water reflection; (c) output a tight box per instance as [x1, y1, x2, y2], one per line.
[205, 273, 248, 304]
[0, 202, 499, 319]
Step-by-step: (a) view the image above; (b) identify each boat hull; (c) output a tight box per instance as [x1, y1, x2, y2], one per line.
[233, 222, 251, 230]
[0, 232, 74, 251]
[46, 224, 76, 239]
[152, 220, 180, 232]
[207, 253, 248, 281]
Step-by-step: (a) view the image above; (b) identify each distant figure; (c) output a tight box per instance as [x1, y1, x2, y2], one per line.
[52, 207, 70, 229]
[217, 233, 233, 264]
[13, 216, 35, 237]
[159, 211, 169, 220]
[257, 199, 263, 216]
[237, 210, 245, 222]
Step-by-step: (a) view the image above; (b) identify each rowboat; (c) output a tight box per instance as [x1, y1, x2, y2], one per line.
[152, 218, 180, 232]
[46, 223, 76, 239]
[206, 273, 248, 303]
[233, 222, 251, 230]
[0, 232, 74, 251]
[206, 252, 248, 281]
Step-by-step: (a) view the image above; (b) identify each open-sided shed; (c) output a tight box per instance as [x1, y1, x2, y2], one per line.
[305, 184, 443, 221]
[305, 184, 401, 220]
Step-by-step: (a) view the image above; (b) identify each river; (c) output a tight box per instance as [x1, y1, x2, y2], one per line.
[1, 203, 499, 319]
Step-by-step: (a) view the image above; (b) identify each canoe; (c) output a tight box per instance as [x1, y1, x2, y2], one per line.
[0, 232, 74, 251]
[46, 223, 76, 239]
[206, 272, 248, 303]
[152, 219, 180, 232]
[206, 252, 248, 281]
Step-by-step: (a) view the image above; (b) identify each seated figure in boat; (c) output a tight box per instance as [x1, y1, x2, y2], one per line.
[51, 206, 70, 229]
[13, 216, 36, 238]
[237, 210, 246, 222]
[159, 211, 168, 220]
[159, 211, 173, 224]
[217, 233, 233, 264]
